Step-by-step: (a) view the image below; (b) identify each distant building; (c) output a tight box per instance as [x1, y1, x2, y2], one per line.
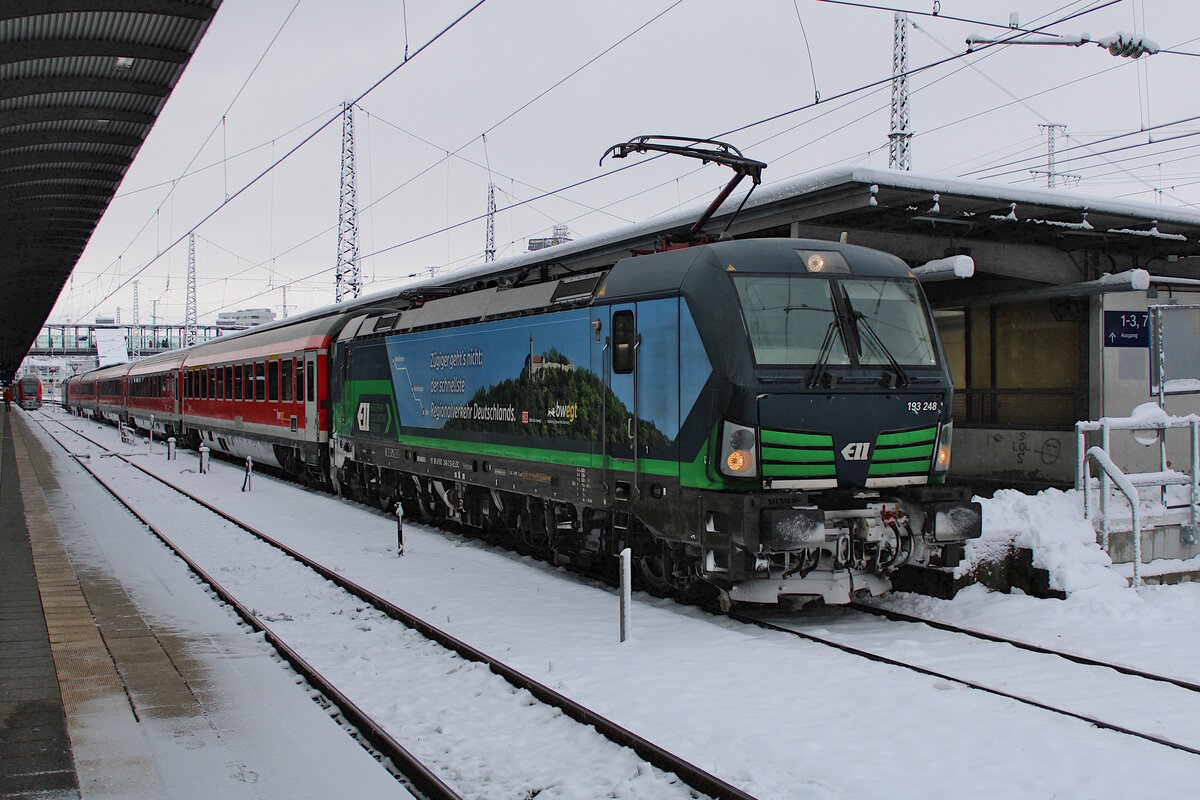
[528, 223, 573, 252]
[216, 308, 275, 331]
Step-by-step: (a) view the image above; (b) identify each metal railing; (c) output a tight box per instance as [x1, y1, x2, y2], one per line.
[1076, 414, 1200, 588]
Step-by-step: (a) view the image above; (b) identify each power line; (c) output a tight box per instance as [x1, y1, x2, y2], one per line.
[73, 0, 490, 324]
[182, 0, 1130, 320]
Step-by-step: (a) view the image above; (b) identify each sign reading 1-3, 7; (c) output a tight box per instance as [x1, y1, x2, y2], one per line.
[1103, 310, 1149, 348]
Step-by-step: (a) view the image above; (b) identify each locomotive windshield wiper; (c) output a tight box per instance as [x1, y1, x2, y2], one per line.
[851, 310, 910, 388]
[808, 320, 841, 389]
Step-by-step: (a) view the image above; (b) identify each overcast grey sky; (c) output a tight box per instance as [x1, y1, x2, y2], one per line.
[51, 0, 1200, 327]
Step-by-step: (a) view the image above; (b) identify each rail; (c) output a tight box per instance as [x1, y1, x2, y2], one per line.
[1075, 413, 1200, 586]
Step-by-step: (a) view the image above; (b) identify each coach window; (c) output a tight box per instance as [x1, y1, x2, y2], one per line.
[242, 363, 251, 400]
[268, 359, 279, 402]
[216, 366, 224, 400]
[209, 367, 216, 400]
[234, 364, 242, 400]
[281, 358, 293, 402]
[255, 362, 266, 401]
[296, 359, 305, 402]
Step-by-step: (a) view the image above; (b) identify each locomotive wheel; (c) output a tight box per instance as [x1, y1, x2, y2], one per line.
[636, 554, 674, 597]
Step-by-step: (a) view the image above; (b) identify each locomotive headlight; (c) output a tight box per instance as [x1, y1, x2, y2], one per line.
[934, 422, 953, 472]
[796, 249, 850, 274]
[720, 421, 758, 478]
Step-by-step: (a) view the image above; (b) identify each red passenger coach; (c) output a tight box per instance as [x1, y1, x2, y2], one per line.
[88, 363, 130, 424]
[179, 315, 342, 482]
[125, 350, 184, 437]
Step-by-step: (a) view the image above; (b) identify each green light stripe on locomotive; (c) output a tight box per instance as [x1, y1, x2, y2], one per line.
[763, 463, 838, 478]
[761, 446, 836, 464]
[760, 429, 834, 447]
[868, 458, 932, 476]
[870, 443, 935, 462]
[875, 426, 937, 446]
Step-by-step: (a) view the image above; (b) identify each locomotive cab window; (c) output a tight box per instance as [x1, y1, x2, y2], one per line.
[840, 279, 938, 366]
[732, 274, 848, 366]
[612, 310, 636, 373]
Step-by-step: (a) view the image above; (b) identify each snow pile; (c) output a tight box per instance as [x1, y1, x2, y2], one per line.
[964, 488, 1127, 594]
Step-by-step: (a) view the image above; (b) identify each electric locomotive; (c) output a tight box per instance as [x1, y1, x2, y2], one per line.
[329, 237, 981, 606]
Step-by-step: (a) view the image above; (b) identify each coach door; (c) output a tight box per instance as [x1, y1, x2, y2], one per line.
[304, 352, 318, 439]
[605, 305, 639, 518]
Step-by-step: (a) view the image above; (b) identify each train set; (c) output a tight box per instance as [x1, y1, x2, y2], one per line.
[11, 374, 43, 410]
[62, 235, 980, 607]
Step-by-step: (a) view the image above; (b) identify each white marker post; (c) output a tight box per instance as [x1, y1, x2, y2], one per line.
[242, 457, 253, 492]
[395, 502, 404, 556]
[199, 444, 209, 474]
[167, 436, 176, 461]
[619, 547, 632, 643]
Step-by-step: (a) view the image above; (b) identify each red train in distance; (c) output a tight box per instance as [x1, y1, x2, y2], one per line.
[14, 375, 42, 410]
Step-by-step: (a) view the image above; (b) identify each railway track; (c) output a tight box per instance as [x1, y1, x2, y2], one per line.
[34, 412, 751, 800]
[730, 603, 1200, 759]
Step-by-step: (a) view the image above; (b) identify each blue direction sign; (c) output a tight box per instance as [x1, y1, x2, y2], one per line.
[1104, 310, 1149, 348]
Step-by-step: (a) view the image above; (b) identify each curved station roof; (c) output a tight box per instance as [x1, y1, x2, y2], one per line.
[0, 0, 220, 382]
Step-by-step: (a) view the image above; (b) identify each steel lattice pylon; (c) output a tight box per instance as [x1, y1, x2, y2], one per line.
[131, 280, 140, 359]
[185, 233, 197, 347]
[485, 182, 496, 262]
[336, 101, 361, 303]
[889, 12, 912, 171]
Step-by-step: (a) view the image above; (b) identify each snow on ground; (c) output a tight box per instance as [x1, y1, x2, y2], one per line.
[30, 410, 1200, 799]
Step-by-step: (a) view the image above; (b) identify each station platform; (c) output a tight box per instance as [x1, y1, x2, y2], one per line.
[0, 406, 410, 800]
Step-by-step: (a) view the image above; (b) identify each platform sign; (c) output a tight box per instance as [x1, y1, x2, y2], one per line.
[1104, 311, 1149, 348]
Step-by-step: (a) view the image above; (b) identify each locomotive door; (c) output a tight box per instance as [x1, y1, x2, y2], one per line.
[304, 351, 318, 439]
[605, 304, 639, 505]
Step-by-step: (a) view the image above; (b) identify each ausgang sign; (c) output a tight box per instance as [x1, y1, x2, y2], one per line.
[1103, 311, 1149, 348]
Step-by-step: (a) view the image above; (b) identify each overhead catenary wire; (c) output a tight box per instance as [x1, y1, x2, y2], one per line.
[195, 0, 1130, 319]
[197, 0, 1130, 318]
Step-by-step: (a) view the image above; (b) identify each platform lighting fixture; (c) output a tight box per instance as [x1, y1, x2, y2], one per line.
[113, 56, 135, 70]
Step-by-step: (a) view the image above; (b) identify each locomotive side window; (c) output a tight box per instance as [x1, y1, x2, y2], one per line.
[255, 362, 265, 401]
[268, 360, 279, 402]
[281, 359, 293, 402]
[612, 310, 636, 374]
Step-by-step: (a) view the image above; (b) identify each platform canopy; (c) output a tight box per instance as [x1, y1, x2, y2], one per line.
[0, 0, 221, 383]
